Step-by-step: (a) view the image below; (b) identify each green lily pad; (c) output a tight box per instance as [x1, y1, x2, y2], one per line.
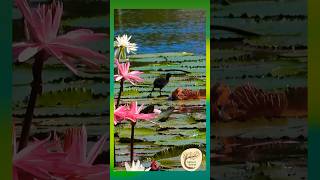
[271, 66, 307, 77]
[36, 88, 93, 107]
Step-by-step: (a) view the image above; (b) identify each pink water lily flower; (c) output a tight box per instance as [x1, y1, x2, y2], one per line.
[13, 125, 109, 180]
[13, 0, 106, 74]
[124, 101, 159, 124]
[126, 102, 157, 123]
[114, 59, 143, 85]
[114, 105, 127, 125]
[62, 126, 107, 164]
[13, 127, 67, 180]
[48, 126, 108, 179]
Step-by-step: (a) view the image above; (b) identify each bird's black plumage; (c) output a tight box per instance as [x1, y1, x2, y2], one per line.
[148, 73, 171, 97]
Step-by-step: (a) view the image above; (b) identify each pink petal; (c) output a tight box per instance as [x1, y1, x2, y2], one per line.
[31, 6, 45, 42]
[86, 134, 107, 164]
[63, 126, 87, 164]
[56, 56, 79, 75]
[13, 136, 68, 180]
[114, 75, 123, 82]
[15, 0, 34, 29]
[125, 62, 130, 73]
[12, 42, 36, 61]
[129, 101, 138, 113]
[114, 105, 128, 124]
[126, 74, 144, 83]
[15, 0, 31, 17]
[57, 29, 106, 45]
[114, 114, 124, 125]
[44, 8, 52, 42]
[49, 43, 106, 62]
[137, 113, 157, 120]
[129, 71, 144, 76]
[79, 57, 101, 69]
[117, 62, 128, 77]
[51, 1, 63, 38]
[14, 135, 51, 161]
[18, 46, 42, 62]
[45, 45, 63, 59]
[137, 104, 144, 113]
[127, 79, 137, 85]
[47, 45, 100, 74]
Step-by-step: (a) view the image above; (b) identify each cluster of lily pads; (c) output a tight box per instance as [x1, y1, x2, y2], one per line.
[113, 34, 161, 171]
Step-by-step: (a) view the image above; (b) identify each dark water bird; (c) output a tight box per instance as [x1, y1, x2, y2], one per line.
[148, 73, 171, 97]
[140, 104, 155, 114]
[141, 105, 175, 122]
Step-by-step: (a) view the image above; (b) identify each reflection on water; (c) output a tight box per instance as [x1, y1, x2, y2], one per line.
[115, 9, 206, 55]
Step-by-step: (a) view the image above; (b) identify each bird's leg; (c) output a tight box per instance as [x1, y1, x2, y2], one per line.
[159, 88, 162, 96]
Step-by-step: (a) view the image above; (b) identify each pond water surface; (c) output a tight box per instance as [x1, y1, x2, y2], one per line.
[115, 9, 206, 55]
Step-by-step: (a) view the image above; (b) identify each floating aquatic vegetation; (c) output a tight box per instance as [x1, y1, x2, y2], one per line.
[212, 0, 307, 179]
[212, 83, 288, 121]
[171, 88, 206, 100]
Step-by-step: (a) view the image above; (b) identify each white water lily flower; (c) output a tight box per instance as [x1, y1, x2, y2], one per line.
[125, 160, 151, 171]
[114, 34, 138, 54]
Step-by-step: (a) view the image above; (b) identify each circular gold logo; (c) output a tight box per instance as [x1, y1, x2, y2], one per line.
[180, 148, 202, 171]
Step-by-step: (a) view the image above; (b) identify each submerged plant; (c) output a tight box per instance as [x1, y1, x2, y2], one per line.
[13, 0, 106, 150]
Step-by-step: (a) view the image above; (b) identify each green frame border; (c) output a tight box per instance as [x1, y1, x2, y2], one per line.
[308, 0, 320, 179]
[109, 0, 210, 179]
[0, 0, 12, 179]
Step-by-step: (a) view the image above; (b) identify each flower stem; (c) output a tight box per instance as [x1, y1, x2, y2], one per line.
[130, 122, 135, 163]
[116, 79, 124, 108]
[18, 52, 44, 151]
